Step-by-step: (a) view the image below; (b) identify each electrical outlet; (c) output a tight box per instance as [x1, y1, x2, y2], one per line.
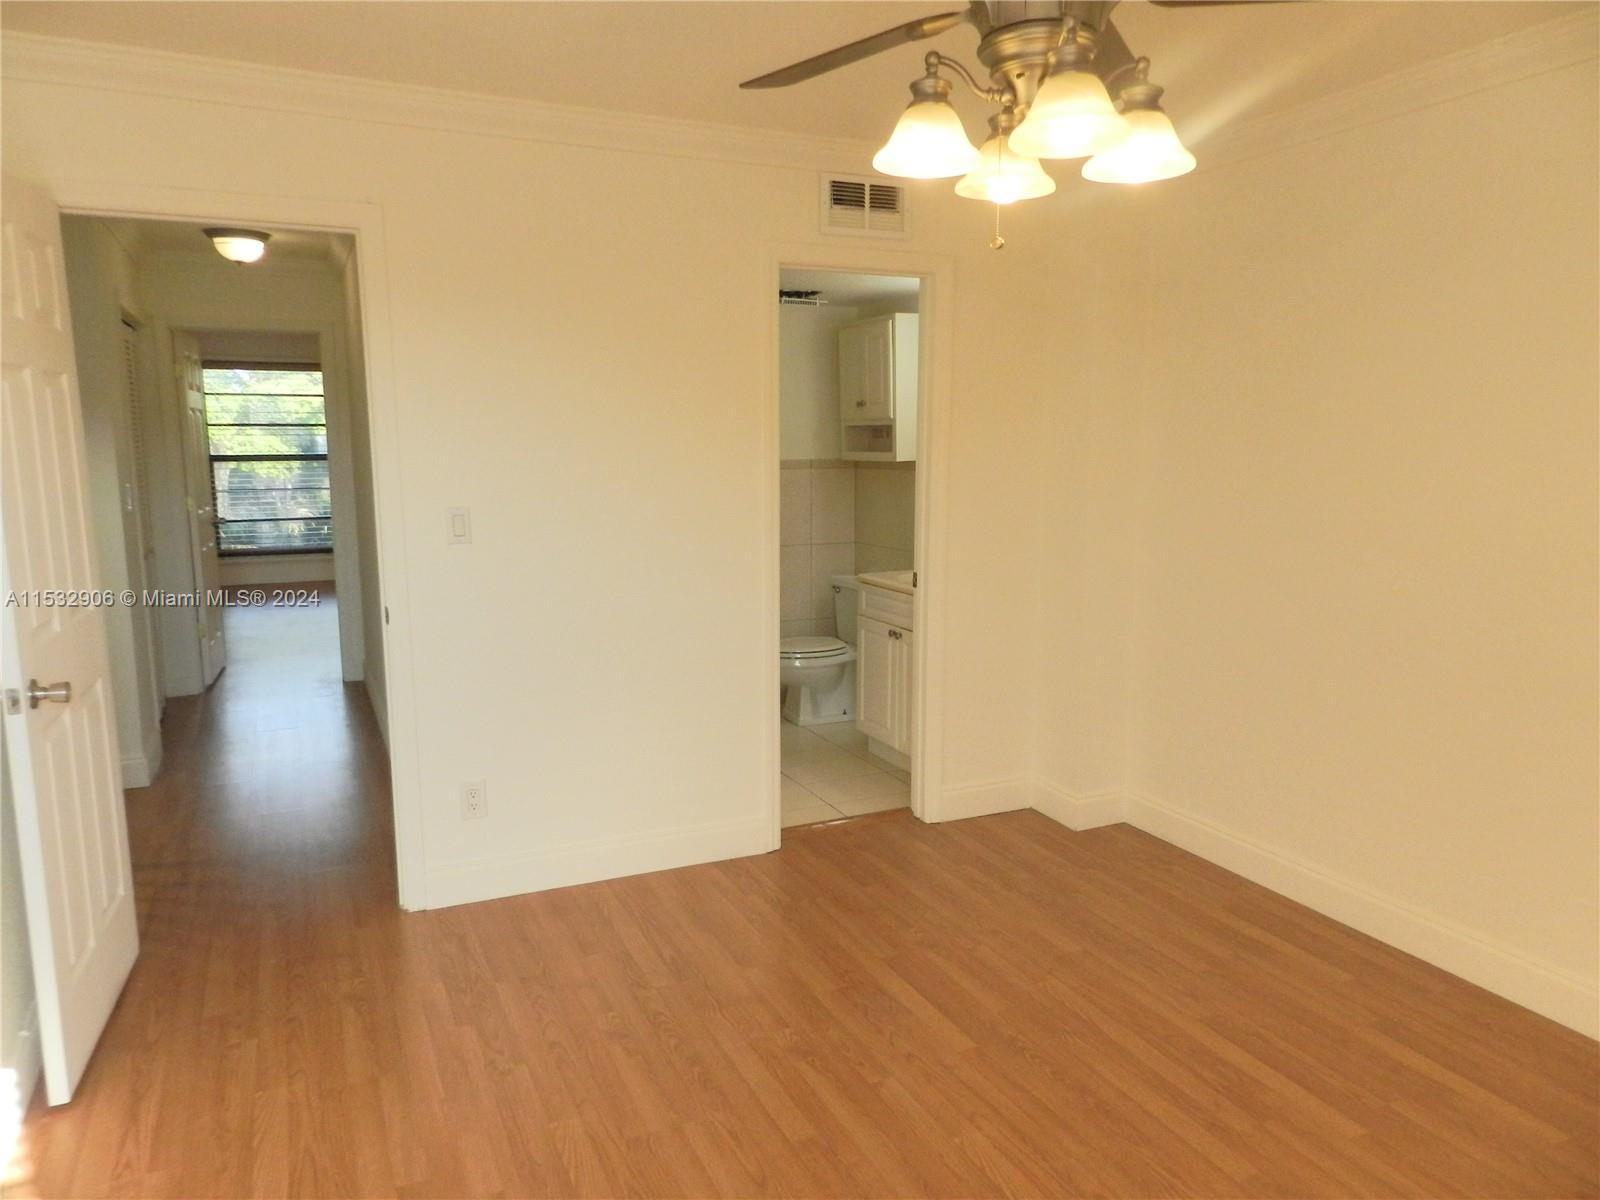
[461, 780, 487, 820]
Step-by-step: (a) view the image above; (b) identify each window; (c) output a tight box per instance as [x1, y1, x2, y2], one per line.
[202, 364, 332, 555]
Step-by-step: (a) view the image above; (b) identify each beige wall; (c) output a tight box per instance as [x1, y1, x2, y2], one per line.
[1, 39, 1043, 908]
[1033, 54, 1599, 1030]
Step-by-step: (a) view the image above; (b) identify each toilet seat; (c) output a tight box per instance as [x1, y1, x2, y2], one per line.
[780, 635, 849, 660]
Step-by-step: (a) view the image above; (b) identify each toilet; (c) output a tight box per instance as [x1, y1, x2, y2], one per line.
[780, 573, 860, 725]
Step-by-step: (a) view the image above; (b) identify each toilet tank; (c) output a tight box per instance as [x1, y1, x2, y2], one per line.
[831, 574, 861, 644]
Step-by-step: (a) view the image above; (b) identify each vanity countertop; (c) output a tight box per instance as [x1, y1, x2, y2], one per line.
[857, 569, 915, 596]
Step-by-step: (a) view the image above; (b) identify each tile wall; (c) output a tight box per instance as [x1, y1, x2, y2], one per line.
[780, 461, 856, 638]
[854, 462, 916, 574]
[781, 459, 917, 639]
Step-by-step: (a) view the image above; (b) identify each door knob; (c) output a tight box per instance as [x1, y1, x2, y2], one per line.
[27, 679, 71, 708]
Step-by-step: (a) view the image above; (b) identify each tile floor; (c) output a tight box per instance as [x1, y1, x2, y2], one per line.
[780, 720, 911, 828]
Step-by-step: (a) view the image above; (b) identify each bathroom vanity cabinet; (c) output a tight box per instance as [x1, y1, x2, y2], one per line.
[855, 575, 914, 757]
[837, 313, 918, 463]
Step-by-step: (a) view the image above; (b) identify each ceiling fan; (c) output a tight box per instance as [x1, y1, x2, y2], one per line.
[742, 1, 1281, 223]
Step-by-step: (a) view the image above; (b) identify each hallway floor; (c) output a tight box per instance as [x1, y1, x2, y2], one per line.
[12, 595, 1597, 1198]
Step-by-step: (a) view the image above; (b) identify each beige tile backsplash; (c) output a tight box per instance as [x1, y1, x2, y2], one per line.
[781, 462, 855, 636]
[782, 461, 915, 638]
[854, 462, 915, 573]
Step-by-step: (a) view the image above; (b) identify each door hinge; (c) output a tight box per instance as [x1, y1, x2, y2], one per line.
[383, 606, 389, 625]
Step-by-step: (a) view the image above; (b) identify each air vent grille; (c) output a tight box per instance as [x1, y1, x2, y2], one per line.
[820, 174, 908, 238]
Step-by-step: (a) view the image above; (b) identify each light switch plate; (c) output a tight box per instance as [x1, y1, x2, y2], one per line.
[447, 507, 472, 545]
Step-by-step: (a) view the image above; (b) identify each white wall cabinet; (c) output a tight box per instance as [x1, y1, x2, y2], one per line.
[837, 313, 918, 462]
[855, 614, 914, 755]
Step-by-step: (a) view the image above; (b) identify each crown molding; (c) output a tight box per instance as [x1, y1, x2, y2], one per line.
[0, 31, 877, 176]
[4, 8, 1596, 181]
[1198, 6, 1599, 171]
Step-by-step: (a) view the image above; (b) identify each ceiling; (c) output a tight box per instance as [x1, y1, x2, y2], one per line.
[97, 217, 346, 264]
[781, 270, 921, 308]
[3, 2, 1573, 147]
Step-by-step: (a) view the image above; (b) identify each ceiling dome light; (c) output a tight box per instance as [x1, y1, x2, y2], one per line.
[955, 111, 1056, 204]
[1082, 79, 1195, 184]
[203, 228, 271, 264]
[1009, 33, 1128, 161]
[873, 70, 980, 179]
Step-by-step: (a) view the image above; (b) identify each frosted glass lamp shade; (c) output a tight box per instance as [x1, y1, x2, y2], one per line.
[1082, 107, 1195, 183]
[955, 133, 1056, 204]
[204, 228, 270, 263]
[873, 97, 980, 179]
[1009, 70, 1128, 160]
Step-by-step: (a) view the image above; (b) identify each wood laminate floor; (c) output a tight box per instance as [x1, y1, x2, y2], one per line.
[14, 597, 1598, 1198]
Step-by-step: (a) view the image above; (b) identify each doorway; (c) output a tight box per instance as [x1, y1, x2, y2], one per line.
[56, 212, 385, 784]
[775, 267, 926, 834]
[3, 199, 398, 1111]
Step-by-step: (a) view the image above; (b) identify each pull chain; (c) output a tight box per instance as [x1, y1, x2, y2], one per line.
[990, 202, 1005, 250]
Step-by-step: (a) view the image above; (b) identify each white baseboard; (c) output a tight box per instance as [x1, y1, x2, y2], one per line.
[4, 1001, 40, 1119]
[363, 675, 388, 747]
[937, 778, 1034, 822]
[1024, 778, 1598, 1038]
[120, 752, 152, 789]
[1122, 791, 1599, 1039]
[120, 721, 164, 789]
[1028, 778, 1127, 831]
[423, 815, 771, 910]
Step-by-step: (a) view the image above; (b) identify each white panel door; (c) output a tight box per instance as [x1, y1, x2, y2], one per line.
[173, 333, 224, 685]
[0, 174, 140, 1105]
[854, 615, 897, 745]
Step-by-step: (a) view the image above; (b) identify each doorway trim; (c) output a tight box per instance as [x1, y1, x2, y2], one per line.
[56, 182, 426, 909]
[764, 240, 957, 843]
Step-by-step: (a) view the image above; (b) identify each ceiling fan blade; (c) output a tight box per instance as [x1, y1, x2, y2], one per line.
[739, 10, 971, 89]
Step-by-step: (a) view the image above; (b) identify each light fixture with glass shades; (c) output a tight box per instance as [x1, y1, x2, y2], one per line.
[740, 0, 1228, 242]
[1008, 31, 1128, 161]
[203, 228, 271, 264]
[1082, 61, 1196, 184]
[955, 107, 1056, 205]
[872, 64, 981, 179]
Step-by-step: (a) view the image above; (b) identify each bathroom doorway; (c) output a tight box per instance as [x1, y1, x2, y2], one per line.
[776, 268, 924, 832]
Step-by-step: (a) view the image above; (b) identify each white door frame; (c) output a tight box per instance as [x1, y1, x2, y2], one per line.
[55, 183, 426, 909]
[764, 241, 957, 845]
